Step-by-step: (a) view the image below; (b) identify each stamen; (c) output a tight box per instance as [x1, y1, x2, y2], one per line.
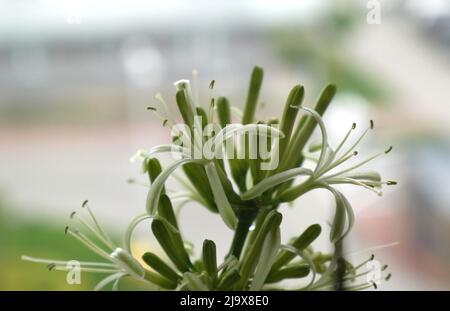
[344, 282, 374, 291]
[155, 93, 175, 124]
[318, 150, 358, 175]
[340, 269, 376, 283]
[325, 177, 383, 196]
[334, 123, 357, 156]
[147, 106, 171, 127]
[305, 261, 372, 290]
[207, 79, 216, 124]
[162, 119, 174, 129]
[21, 255, 117, 268]
[155, 93, 166, 107]
[349, 178, 383, 195]
[325, 149, 387, 180]
[71, 212, 115, 250]
[317, 146, 336, 175]
[67, 229, 111, 261]
[339, 124, 371, 161]
[51, 266, 119, 274]
[81, 201, 115, 248]
[208, 97, 215, 124]
[353, 254, 375, 271]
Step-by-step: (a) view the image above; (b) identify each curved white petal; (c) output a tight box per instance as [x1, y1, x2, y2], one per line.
[241, 167, 313, 200]
[250, 227, 281, 291]
[204, 162, 237, 229]
[146, 158, 205, 215]
[213, 124, 284, 153]
[300, 107, 330, 175]
[94, 272, 126, 291]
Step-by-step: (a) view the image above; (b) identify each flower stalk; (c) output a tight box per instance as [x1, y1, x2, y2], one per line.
[22, 66, 395, 291]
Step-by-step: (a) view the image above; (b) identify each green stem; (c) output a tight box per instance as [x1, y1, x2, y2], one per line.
[227, 207, 258, 258]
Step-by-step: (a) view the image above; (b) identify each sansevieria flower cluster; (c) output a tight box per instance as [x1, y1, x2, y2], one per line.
[23, 66, 395, 290]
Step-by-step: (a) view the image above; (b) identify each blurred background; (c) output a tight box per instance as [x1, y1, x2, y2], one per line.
[1, 0, 449, 290]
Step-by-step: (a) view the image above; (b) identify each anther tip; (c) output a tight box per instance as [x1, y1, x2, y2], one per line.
[370, 120, 374, 129]
[387, 181, 397, 186]
[370, 254, 375, 260]
[70, 211, 76, 219]
[385, 146, 393, 154]
[209, 80, 215, 89]
[64, 226, 69, 235]
[146, 106, 156, 111]
[372, 281, 378, 289]
[82, 200, 88, 208]
[382, 264, 388, 271]
[47, 263, 55, 271]
[162, 119, 168, 126]
[352, 122, 356, 129]
[353, 151, 358, 156]
[385, 273, 392, 281]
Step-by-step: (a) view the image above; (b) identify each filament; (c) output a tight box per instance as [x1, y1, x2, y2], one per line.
[334, 122, 356, 156]
[67, 229, 111, 261]
[82, 202, 115, 248]
[71, 212, 115, 250]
